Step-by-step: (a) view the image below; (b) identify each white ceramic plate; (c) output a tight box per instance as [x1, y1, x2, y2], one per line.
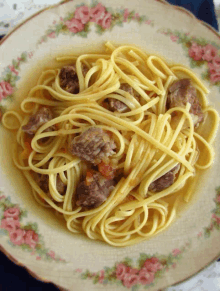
[0, 0, 220, 290]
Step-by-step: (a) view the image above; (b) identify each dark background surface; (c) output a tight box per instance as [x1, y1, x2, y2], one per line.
[0, 0, 219, 290]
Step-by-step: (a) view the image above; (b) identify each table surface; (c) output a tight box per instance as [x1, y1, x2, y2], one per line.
[0, 1, 220, 290]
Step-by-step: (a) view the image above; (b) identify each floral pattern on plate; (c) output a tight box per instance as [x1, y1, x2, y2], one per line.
[1, 1, 220, 290]
[74, 187, 220, 288]
[0, 194, 66, 263]
[74, 243, 190, 289]
[158, 29, 220, 86]
[197, 186, 220, 239]
[0, 51, 34, 119]
[1, 187, 220, 286]
[38, 1, 154, 44]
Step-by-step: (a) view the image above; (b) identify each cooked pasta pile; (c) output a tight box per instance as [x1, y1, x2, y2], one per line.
[2, 42, 219, 246]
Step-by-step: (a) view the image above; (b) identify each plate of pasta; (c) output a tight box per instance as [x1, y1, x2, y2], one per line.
[0, 0, 220, 290]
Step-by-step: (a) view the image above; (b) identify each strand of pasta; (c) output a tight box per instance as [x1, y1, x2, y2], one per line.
[67, 106, 194, 171]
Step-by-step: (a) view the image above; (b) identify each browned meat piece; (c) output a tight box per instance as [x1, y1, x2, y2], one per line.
[59, 64, 89, 94]
[108, 99, 128, 112]
[59, 65, 79, 94]
[69, 127, 116, 164]
[35, 173, 49, 193]
[120, 83, 134, 95]
[107, 84, 134, 113]
[76, 170, 115, 208]
[22, 107, 53, 136]
[149, 164, 180, 193]
[82, 64, 89, 76]
[56, 175, 66, 195]
[35, 173, 66, 195]
[167, 79, 204, 126]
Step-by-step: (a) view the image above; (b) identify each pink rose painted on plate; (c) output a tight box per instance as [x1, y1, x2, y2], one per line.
[202, 44, 218, 62]
[114, 256, 164, 288]
[0, 81, 13, 101]
[212, 56, 220, 68]
[116, 265, 139, 288]
[126, 267, 139, 275]
[143, 257, 163, 272]
[98, 269, 105, 283]
[8, 65, 19, 75]
[75, 6, 90, 24]
[90, 3, 106, 23]
[65, 18, 84, 33]
[138, 269, 155, 285]
[209, 71, 220, 84]
[4, 207, 20, 220]
[135, 13, 140, 21]
[48, 250, 56, 259]
[100, 12, 112, 29]
[116, 263, 127, 280]
[123, 273, 139, 288]
[123, 8, 129, 22]
[212, 214, 220, 224]
[0, 217, 20, 232]
[188, 42, 204, 61]
[170, 35, 179, 42]
[207, 56, 220, 83]
[25, 230, 39, 249]
[9, 229, 26, 246]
